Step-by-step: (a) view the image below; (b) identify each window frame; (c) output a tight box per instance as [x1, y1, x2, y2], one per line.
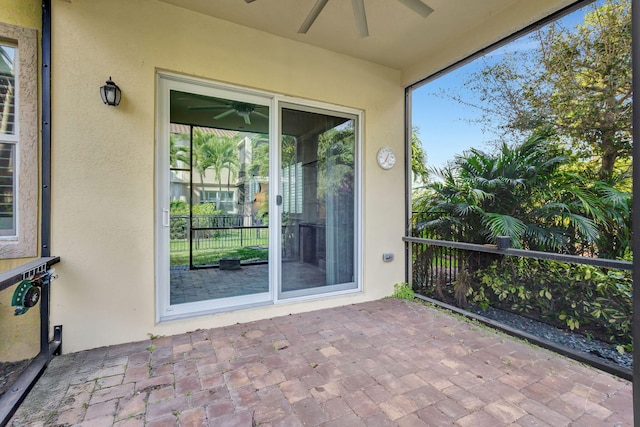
[0, 23, 38, 258]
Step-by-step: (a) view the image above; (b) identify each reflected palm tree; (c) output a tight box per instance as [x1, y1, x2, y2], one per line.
[192, 130, 240, 210]
[169, 133, 190, 168]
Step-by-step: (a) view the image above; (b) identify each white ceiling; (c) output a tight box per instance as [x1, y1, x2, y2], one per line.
[157, 0, 575, 85]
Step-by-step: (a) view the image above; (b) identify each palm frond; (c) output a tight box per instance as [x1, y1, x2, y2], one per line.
[482, 212, 527, 243]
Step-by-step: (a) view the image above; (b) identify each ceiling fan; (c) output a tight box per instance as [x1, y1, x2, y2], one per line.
[244, 0, 433, 38]
[188, 101, 268, 125]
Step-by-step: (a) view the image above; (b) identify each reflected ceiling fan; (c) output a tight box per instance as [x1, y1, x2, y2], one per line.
[244, 0, 434, 38]
[188, 101, 268, 125]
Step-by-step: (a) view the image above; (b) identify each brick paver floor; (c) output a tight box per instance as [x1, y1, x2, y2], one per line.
[170, 262, 327, 304]
[10, 299, 632, 426]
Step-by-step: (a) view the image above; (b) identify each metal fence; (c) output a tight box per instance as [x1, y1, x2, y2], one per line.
[171, 226, 268, 252]
[0, 257, 61, 425]
[404, 234, 633, 379]
[170, 214, 266, 252]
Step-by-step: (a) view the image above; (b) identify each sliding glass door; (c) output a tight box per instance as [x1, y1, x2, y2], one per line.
[279, 106, 357, 298]
[157, 74, 360, 320]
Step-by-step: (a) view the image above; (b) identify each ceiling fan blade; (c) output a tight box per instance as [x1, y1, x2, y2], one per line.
[351, 0, 369, 38]
[243, 115, 251, 125]
[254, 111, 269, 119]
[214, 109, 236, 120]
[187, 105, 229, 111]
[298, 0, 329, 34]
[397, 0, 433, 18]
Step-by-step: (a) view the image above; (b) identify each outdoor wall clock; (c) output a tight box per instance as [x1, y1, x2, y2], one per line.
[376, 146, 396, 170]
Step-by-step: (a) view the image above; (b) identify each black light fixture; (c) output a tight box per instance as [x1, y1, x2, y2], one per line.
[99, 77, 122, 106]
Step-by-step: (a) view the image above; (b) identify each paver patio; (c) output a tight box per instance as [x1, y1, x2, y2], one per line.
[10, 298, 632, 426]
[170, 262, 328, 304]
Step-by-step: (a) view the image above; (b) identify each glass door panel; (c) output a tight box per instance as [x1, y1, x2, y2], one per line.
[280, 107, 357, 297]
[168, 89, 270, 305]
[159, 75, 360, 320]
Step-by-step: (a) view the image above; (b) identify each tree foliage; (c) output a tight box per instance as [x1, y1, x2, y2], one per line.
[170, 129, 240, 208]
[318, 126, 355, 199]
[420, 0, 632, 259]
[463, 0, 631, 182]
[411, 128, 429, 183]
[413, 129, 628, 257]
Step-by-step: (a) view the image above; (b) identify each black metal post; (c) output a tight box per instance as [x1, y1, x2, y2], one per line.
[189, 125, 194, 270]
[41, 0, 51, 258]
[0, 1, 62, 423]
[39, 276, 50, 355]
[404, 88, 412, 286]
[631, 0, 640, 421]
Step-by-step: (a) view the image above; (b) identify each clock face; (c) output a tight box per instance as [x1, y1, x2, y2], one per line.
[377, 147, 396, 170]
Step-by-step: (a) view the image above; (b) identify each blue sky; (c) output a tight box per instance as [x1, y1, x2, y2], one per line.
[411, 1, 598, 172]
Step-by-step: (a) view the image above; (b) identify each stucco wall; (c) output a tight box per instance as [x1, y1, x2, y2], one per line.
[0, 0, 41, 31]
[50, 0, 406, 353]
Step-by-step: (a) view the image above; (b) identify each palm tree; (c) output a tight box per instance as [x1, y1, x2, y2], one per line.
[191, 129, 216, 199]
[317, 127, 354, 199]
[413, 130, 603, 253]
[191, 130, 240, 210]
[169, 133, 190, 168]
[210, 135, 239, 211]
[222, 139, 241, 208]
[412, 128, 429, 184]
[247, 134, 269, 178]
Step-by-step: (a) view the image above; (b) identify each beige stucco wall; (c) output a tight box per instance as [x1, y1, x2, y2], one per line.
[0, 0, 41, 31]
[50, 0, 406, 353]
[0, 0, 41, 362]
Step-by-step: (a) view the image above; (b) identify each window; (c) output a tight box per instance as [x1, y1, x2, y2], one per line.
[0, 143, 15, 236]
[202, 190, 235, 211]
[0, 44, 16, 236]
[281, 160, 302, 214]
[0, 23, 38, 258]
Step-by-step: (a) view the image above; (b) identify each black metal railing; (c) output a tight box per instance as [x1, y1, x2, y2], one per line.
[404, 235, 633, 380]
[0, 256, 61, 425]
[171, 226, 269, 252]
[171, 214, 265, 252]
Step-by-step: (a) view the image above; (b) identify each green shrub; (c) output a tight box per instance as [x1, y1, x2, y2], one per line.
[390, 282, 415, 300]
[192, 203, 220, 215]
[417, 254, 632, 351]
[170, 201, 222, 216]
[472, 258, 632, 349]
[169, 202, 224, 239]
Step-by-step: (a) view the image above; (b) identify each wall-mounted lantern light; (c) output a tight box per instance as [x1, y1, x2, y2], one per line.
[99, 77, 122, 106]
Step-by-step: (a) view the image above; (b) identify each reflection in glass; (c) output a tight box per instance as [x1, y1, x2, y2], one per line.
[0, 45, 16, 136]
[168, 90, 269, 304]
[0, 143, 14, 235]
[281, 108, 356, 295]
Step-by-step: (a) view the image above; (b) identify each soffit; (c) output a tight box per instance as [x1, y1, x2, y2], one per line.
[157, 0, 574, 86]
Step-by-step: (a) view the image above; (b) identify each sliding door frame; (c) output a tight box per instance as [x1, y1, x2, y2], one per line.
[275, 99, 363, 302]
[155, 72, 362, 322]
